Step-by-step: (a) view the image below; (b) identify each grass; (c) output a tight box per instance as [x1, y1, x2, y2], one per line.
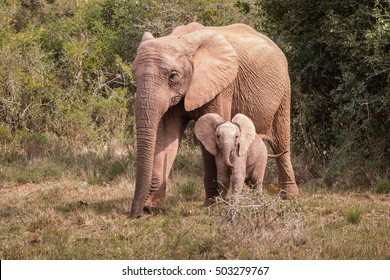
[0, 174, 389, 259]
[344, 208, 362, 225]
[0, 140, 389, 259]
[0, 134, 132, 186]
[174, 177, 202, 202]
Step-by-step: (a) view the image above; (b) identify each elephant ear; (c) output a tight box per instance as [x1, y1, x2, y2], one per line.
[183, 29, 239, 112]
[232, 114, 256, 157]
[195, 113, 225, 156]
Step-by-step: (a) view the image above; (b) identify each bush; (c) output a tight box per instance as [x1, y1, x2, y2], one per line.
[0, 0, 255, 148]
[256, 0, 390, 187]
[1, 0, 388, 190]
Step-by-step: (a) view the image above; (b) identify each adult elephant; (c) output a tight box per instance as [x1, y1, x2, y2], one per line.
[130, 22, 299, 217]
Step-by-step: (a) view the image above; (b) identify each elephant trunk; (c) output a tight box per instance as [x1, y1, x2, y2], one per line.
[222, 142, 234, 168]
[130, 92, 169, 218]
[130, 115, 158, 218]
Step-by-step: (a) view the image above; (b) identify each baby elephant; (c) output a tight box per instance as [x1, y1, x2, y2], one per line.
[195, 113, 283, 199]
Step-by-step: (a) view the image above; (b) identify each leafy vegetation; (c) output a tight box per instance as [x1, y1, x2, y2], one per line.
[1, 0, 388, 189]
[1, 0, 388, 187]
[256, 0, 389, 186]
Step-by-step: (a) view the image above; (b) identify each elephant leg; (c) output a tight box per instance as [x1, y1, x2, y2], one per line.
[231, 157, 247, 203]
[269, 94, 299, 199]
[251, 155, 267, 195]
[246, 169, 263, 194]
[145, 113, 188, 210]
[274, 152, 298, 199]
[201, 147, 221, 206]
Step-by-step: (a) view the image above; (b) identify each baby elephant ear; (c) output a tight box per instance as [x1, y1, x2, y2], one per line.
[232, 113, 256, 156]
[141, 32, 154, 42]
[195, 113, 224, 156]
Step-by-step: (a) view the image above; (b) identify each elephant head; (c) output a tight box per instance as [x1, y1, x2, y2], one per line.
[195, 113, 256, 168]
[130, 25, 239, 217]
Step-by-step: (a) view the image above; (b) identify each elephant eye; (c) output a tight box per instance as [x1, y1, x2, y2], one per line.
[168, 71, 179, 84]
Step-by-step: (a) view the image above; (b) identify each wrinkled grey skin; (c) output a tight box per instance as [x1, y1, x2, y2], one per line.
[195, 113, 280, 198]
[131, 22, 299, 217]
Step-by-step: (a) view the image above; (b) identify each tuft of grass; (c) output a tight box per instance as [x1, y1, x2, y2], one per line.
[82, 156, 127, 185]
[303, 183, 317, 196]
[174, 178, 202, 201]
[172, 144, 203, 177]
[374, 178, 390, 194]
[344, 208, 362, 224]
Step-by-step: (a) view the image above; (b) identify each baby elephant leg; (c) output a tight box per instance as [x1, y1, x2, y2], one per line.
[245, 177, 261, 192]
[231, 157, 247, 202]
[247, 155, 267, 195]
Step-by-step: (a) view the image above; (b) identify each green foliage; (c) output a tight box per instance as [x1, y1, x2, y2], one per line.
[256, 0, 390, 186]
[0, 0, 254, 147]
[0, 0, 130, 144]
[1, 0, 388, 189]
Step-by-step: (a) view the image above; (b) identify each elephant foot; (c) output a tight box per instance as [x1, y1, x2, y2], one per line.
[143, 205, 166, 215]
[144, 196, 166, 215]
[279, 181, 299, 200]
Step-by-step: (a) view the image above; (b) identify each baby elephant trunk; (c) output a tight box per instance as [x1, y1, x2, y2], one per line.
[222, 144, 234, 168]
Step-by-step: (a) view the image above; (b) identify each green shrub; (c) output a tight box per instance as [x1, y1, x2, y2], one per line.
[256, 0, 390, 187]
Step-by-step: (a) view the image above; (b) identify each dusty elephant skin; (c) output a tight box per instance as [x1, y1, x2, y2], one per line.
[195, 113, 276, 198]
[131, 22, 299, 218]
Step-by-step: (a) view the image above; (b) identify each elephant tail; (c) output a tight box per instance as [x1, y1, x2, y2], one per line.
[268, 150, 288, 159]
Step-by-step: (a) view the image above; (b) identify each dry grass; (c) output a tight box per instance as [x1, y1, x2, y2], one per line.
[1, 140, 389, 259]
[1, 174, 389, 259]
